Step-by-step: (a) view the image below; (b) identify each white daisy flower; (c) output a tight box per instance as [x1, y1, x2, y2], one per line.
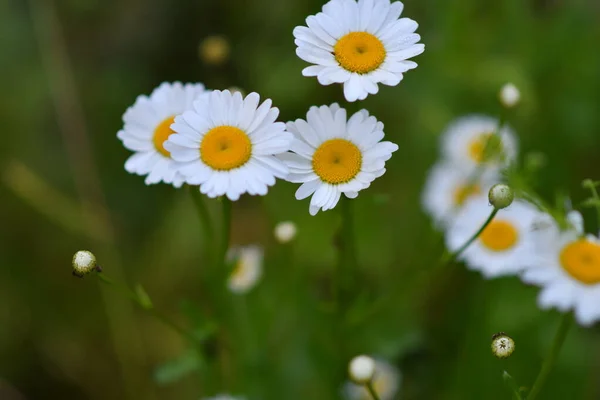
[521, 211, 600, 326]
[344, 358, 401, 400]
[117, 82, 208, 187]
[227, 245, 263, 294]
[446, 195, 542, 278]
[279, 104, 398, 215]
[441, 115, 518, 170]
[294, 0, 424, 102]
[164, 90, 293, 200]
[421, 161, 499, 228]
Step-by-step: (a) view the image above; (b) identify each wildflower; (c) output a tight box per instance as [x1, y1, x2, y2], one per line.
[279, 104, 398, 215]
[72, 250, 98, 277]
[499, 83, 520, 108]
[227, 246, 263, 294]
[117, 82, 208, 187]
[199, 35, 230, 65]
[446, 195, 542, 278]
[344, 358, 401, 400]
[441, 115, 518, 170]
[521, 211, 600, 326]
[165, 90, 293, 200]
[422, 161, 499, 227]
[274, 221, 298, 243]
[348, 355, 375, 384]
[294, 0, 424, 102]
[488, 183, 514, 209]
[491, 332, 515, 359]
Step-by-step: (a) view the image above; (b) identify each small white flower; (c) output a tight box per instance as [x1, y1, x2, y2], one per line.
[422, 161, 499, 228]
[117, 82, 208, 187]
[349, 355, 376, 384]
[72, 250, 97, 276]
[227, 246, 263, 294]
[344, 358, 401, 400]
[446, 195, 542, 278]
[274, 221, 298, 243]
[441, 115, 518, 170]
[521, 211, 600, 326]
[279, 104, 398, 215]
[294, 0, 424, 102]
[165, 90, 293, 200]
[499, 83, 520, 108]
[491, 333, 515, 359]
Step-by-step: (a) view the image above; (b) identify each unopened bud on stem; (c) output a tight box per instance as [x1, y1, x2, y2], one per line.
[72, 250, 99, 277]
[489, 184, 514, 209]
[349, 355, 375, 384]
[492, 332, 515, 359]
[499, 83, 520, 108]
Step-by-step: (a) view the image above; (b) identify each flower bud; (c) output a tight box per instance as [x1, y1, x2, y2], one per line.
[72, 250, 97, 277]
[489, 184, 514, 209]
[274, 221, 297, 244]
[491, 332, 515, 359]
[348, 355, 375, 384]
[499, 83, 520, 108]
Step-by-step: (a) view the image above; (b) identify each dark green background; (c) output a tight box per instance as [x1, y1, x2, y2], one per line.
[2, 0, 600, 399]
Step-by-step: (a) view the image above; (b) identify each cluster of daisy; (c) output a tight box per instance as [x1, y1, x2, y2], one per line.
[422, 91, 600, 326]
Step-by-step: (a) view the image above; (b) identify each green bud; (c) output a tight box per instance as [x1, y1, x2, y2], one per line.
[489, 184, 514, 209]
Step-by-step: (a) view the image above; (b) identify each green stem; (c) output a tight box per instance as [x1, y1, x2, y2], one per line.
[96, 273, 201, 347]
[219, 198, 232, 271]
[526, 313, 572, 400]
[587, 184, 600, 230]
[189, 185, 214, 262]
[365, 381, 381, 400]
[336, 198, 358, 311]
[442, 208, 499, 264]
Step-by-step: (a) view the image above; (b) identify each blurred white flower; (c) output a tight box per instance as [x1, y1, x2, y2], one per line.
[117, 82, 208, 187]
[446, 195, 542, 278]
[441, 115, 518, 170]
[165, 90, 293, 200]
[344, 358, 401, 400]
[499, 83, 520, 108]
[349, 355, 376, 384]
[274, 221, 298, 243]
[227, 245, 263, 294]
[279, 104, 398, 215]
[421, 161, 499, 228]
[521, 211, 600, 326]
[294, 0, 424, 102]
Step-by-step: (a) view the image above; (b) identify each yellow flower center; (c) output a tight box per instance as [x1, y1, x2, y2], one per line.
[312, 139, 362, 184]
[334, 32, 386, 74]
[468, 132, 503, 163]
[479, 219, 519, 252]
[560, 240, 600, 284]
[200, 126, 252, 170]
[153, 116, 176, 157]
[453, 183, 481, 206]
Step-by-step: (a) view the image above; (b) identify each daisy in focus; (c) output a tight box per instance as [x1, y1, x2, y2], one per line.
[521, 211, 600, 326]
[446, 195, 542, 278]
[117, 82, 208, 187]
[294, 0, 424, 102]
[227, 245, 263, 294]
[422, 161, 499, 228]
[441, 115, 518, 170]
[279, 104, 398, 215]
[344, 358, 401, 400]
[164, 90, 293, 200]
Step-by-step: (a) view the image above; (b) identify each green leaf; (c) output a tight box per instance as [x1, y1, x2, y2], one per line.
[502, 371, 523, 400]
[153, 350, 201, 386]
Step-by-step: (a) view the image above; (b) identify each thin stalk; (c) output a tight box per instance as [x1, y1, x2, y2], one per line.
[189, 186, 215, 262]
[95, 273, 201, 347]
[336, 198, 358, 311]
[442, 208, 499, 264]
[366, 381, 381, 400]
[219, 198, 232, 271]
[527, 313, 573, 400]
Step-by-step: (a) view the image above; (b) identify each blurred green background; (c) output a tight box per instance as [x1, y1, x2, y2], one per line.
[2, 0, 600, 399]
